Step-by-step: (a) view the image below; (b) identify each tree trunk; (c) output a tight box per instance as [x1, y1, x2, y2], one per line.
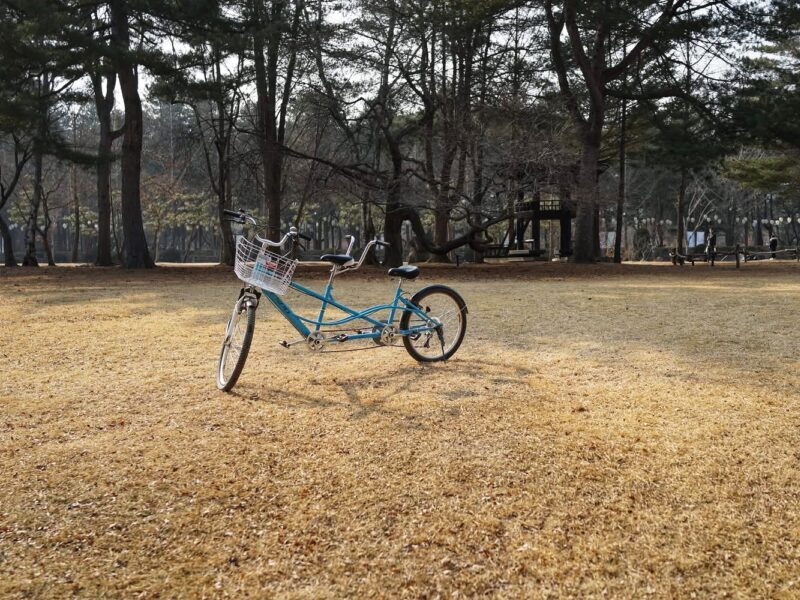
[95, 141, 112, 265]
[110, 194, 123, 262]
[70, 114, 81, 263]
[253, 4, 277, 241]
[360, 189, 377, 264]
[252, 0, 296, 243]
[383, 141, 405, 267]
[182, 227, 197, 262]
[432, 186, 453, 263]
[471, 140, 486, 263]
[593, 202, 601, 258]
[22, 147, 43, 267]
[573, 126, 602, 262]
[676, 167, 687, 255]
[91, 34, 118, 265]
[756, 214, 763, 246]
[263, 142, 281, 242]
[41, 227, 55, 266]
[153, 225, 160, 262]
[0, 215, 17, 266]
[431, 111, 459, 260]
[384, 202, 403, 266]
[0, 138, 30, 267]
[71, 161, 81, 263]
[506, 182, 516, 250]
[218, 202, 235, 265]
[613, 99, 626, 263]
[360, 192, 372, 244]
[111, 0, 154, 268]
[39, 187, 56, 266]
[94, 94, 115, 266]
[216, 113, 235, 266]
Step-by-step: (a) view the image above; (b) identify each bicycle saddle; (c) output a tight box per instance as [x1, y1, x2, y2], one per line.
[387, 265, 420, 279]
[320, 254, 354, 266]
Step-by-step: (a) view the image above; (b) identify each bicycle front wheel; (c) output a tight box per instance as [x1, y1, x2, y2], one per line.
[400, 285, 467, 362]
[217, 301, 256, 391]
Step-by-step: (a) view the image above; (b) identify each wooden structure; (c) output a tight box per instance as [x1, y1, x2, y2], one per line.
[506, 194, 573, 258]
[488, 158, 584, 260]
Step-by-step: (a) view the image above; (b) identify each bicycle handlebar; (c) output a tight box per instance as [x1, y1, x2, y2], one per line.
[344, 235, 356, 256]
[224, 209, 389, 264]
[335, 237, 390, 274]
[223, 209, 257, 227]
[223, 209, 306, 250]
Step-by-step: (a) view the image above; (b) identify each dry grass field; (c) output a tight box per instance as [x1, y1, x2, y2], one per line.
[1, 261, 799, 598]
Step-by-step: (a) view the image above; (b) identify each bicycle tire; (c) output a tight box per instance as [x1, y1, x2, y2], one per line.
[217, 301, 257, 391]
[400, 285, 467, 362]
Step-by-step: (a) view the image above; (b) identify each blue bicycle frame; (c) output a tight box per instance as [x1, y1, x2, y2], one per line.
[259, 277, 435, 344]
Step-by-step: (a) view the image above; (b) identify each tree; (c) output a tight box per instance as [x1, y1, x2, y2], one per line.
[544, 0, 739, 262]
[109, 0, 154, 267]
[86, 12, 124, 266]
[731, 1, 800, 150]
[0, 0, 85, 266]
[151, 3, 245, 266]
[249, 0, 306, 242]
[0, 135, 32, 266]
[310, 0, 528, 266]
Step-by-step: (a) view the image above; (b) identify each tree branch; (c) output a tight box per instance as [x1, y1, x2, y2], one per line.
[603, 0, 690, 81]
[544, 1, 586, 127]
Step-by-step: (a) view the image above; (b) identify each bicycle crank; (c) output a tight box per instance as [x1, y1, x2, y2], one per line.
[306, 332, 327, 352]
[372, 325, 398, 346]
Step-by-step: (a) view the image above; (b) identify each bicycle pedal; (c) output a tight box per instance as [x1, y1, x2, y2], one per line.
[279, 339, 304, 349]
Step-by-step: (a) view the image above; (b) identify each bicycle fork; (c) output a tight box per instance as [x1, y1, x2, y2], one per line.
[226, 287, 260, 338]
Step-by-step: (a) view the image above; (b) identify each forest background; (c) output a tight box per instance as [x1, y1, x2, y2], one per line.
[1, 0, 799, 268]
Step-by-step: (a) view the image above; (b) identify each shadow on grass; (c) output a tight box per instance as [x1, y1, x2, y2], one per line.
[223, 358, 496, 425]
[223, 356, 550, 425]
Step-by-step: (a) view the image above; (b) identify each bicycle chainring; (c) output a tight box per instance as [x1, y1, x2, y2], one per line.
[372, 325, 398, 346]
[306, 332, 327, 352]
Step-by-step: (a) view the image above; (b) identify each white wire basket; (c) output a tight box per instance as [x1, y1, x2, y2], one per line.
[234, 237, 297, 295]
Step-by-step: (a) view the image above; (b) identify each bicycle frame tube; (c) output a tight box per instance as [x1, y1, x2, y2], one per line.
[261, 279, 435, 342]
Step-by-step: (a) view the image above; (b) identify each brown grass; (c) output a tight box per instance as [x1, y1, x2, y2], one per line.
[1, 261, 799, 598]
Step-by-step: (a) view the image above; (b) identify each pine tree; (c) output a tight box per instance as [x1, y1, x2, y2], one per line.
[544, 0, 745, 262]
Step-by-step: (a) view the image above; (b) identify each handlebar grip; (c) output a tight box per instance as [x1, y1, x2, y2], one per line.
[298, 232, 312, 242]
[375, 240, 391, 248]
[223, 209, 243, 218]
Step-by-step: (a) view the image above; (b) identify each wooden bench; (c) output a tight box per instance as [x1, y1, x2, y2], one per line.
[741, 245, 800, 263]
[670, 246, 744, 267]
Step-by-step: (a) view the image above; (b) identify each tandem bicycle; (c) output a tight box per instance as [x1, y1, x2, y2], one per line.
[216, 209, 468, 391]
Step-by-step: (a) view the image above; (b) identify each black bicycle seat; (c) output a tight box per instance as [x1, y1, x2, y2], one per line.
[387, 265, 420, 279]
[320, 254, 354, 266]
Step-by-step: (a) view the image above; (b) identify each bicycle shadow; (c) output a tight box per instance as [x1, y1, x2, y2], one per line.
[230, 355, 543, 425]
[222, 358, 495, 424]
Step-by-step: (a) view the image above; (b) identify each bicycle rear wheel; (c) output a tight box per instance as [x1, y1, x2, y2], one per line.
[217, 301, 256, 391]
[400, 285, 467, 362]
